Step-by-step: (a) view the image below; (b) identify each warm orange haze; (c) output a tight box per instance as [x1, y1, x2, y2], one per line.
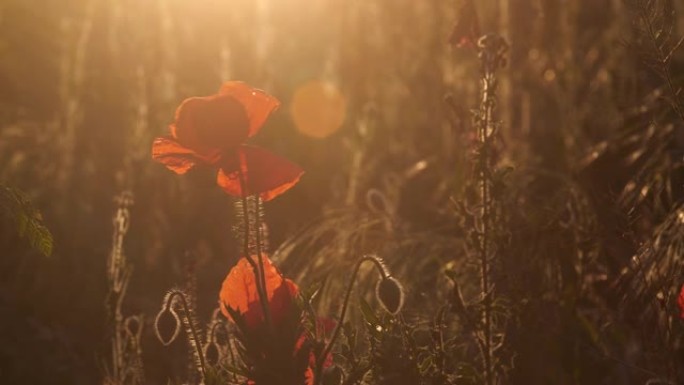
[2, 1, 684, 384]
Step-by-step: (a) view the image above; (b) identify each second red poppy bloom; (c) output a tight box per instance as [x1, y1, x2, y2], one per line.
[220, 254, 320, 385]
[152, 81, 303, 201]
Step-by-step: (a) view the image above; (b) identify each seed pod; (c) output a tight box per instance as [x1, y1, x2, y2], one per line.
[154, 305, 181, 346]
[375, 276, 404, 315]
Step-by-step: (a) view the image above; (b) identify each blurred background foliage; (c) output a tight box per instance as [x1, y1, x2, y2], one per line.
[2, 0, 684, 384]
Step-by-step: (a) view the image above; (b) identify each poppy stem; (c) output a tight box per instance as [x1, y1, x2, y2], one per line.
[254, 195, 274, 329]
[314, 254, 388, 384]
[239, 195, 259, 273]
[237, 169, 273, 332]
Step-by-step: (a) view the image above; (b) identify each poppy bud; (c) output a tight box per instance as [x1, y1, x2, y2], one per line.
[154, 305, 181, 346]
[375, 276, 405, 315]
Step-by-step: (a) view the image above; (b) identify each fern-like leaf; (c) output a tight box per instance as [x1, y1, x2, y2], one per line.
[0, 184, 53, 257]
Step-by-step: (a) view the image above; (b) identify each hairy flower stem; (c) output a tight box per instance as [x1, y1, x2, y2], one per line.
[237, 170, 273, 331]
[253, 195, 273, 328]
[183, 251, 199, 383]
[165, 290, 207, 381]
[314, 255, 388, 385]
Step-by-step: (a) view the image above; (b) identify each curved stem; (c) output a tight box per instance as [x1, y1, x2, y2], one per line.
[314, 255, 387, 384]
[166, 290, 207, 381]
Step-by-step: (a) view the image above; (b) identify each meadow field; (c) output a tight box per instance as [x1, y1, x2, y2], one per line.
[2, 1, 684, 384]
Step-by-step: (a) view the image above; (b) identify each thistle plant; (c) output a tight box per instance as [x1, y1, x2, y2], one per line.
[448, 29, 510, 385]
[473, 34, 509, 385]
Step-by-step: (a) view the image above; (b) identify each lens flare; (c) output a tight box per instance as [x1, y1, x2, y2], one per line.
[290, 80, 347, 139]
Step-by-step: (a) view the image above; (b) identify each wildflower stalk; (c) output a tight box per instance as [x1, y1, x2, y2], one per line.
[106, 192, 144, 384]
[479, 51, 494, 385]
[474, 34, 508, 385]
[314, 255, 389, 384]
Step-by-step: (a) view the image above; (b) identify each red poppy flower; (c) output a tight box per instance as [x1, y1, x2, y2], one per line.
[220, 255, 334, 385]
[152, 81, 303, 201]
[678, 284, 684, 319]
[219, 254, 299, 329]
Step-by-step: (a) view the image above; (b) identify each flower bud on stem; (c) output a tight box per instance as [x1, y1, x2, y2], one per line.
[154, 289, 207, 381]
[314, 254, 402, 385]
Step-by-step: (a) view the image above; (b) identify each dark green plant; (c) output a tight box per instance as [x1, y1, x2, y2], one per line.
[0, 184, 53, 257]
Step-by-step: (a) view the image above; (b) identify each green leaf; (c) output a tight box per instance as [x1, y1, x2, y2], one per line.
[0, 185, 53, 257]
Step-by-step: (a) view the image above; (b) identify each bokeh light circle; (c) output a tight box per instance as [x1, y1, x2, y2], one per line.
[290, 80, 347, 139]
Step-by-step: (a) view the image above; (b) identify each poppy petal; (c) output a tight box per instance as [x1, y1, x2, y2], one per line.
[219, 255, 299, 329]
[219, 81, 280, 137]
[217, 146, 304, 201]
[151, 136, 206, 174]
[173, 95, 250, 154]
